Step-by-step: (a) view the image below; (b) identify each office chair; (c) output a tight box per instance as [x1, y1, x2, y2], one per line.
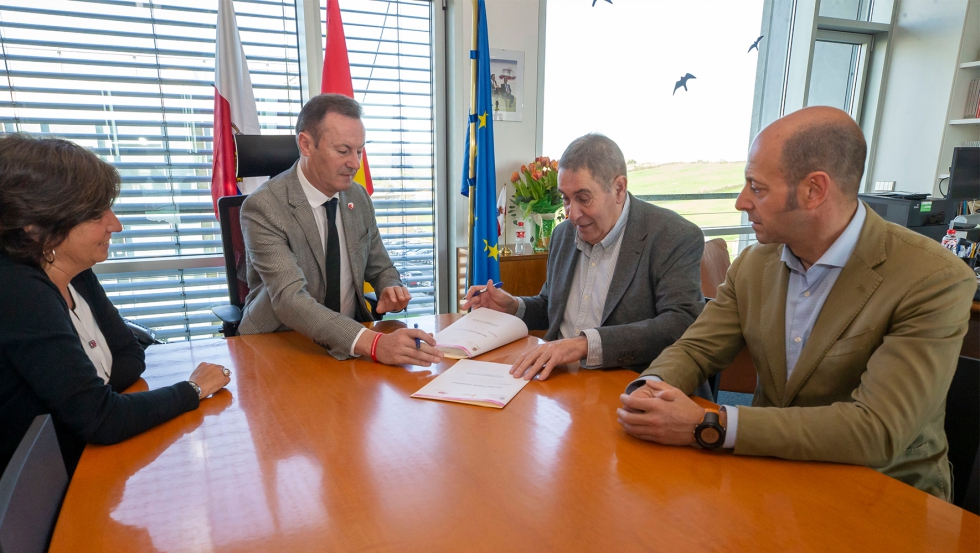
[945, 355, 979, 514]
[233, 134, 300, 179]
[123, 318, 162, 350]
[212, 135, 301, 336]
[0, 415, 68, 553]
[212, 194, 250, 337]
[700, 238, 731, 400]
[699, 239, 759, 398]
[700, 238, 730, 299]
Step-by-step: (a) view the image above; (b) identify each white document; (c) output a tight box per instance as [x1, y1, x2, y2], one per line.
[433, 308, 529, 359]
[411, 360, 530, 409]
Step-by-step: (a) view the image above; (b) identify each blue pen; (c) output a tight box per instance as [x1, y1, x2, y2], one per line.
[413, 323, 421, 350]
[471, 281, 504, 297]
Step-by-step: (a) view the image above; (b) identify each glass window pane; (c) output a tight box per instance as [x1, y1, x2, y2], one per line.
[0, 0, 302, 341]
[807, 40, 863, 118]
[323, 0, 436, 318]
[543, 0, 767, 255]
[818, 0, 871, 21]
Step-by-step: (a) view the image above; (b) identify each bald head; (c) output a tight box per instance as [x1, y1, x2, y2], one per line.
[758, 106, 867, 203]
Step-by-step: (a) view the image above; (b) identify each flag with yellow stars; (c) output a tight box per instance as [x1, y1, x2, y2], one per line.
[460, 0, 500, 287]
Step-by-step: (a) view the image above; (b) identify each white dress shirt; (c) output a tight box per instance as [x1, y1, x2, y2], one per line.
[67, 284, 113, 384]
[297, 164, 366, 355]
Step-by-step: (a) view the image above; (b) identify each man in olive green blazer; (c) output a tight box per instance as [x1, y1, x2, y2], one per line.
[617, 106, 977, 500]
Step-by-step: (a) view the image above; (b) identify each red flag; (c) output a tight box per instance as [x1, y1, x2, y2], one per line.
[321, 0, 373, 196]
[211, 0, 261, 217]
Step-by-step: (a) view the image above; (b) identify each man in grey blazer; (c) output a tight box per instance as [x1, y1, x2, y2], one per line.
[462, 134, 705, 379]
[239, 94, 443, 366]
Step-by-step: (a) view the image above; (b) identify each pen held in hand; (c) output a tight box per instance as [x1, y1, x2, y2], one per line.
[414, 323, 421, 350]
[471, 281, 504, 298]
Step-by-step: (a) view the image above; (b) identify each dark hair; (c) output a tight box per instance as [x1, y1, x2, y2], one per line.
[780, 120, 867, 201]
[558, 133, 627, 191]
[296, 93, 363, 146]
[0, 134, 120, 267]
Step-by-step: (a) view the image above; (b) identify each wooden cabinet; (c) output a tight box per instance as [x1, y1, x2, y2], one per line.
[456, 248, 548, 310]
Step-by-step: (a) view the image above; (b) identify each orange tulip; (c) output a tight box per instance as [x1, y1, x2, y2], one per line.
[551, 160, 558, 170]
[540, 156, 551, 165]
[510, 171, 520, 183]
[521, 164, 528, 173]
[532, 171, 543, 180]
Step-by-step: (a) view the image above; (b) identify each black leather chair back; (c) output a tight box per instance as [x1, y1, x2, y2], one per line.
[0, 415, 68, 553]
[234, 134, 299, 179]
[945, 355, 979, 514]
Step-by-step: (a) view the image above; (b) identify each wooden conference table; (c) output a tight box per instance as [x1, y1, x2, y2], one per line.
[50, 315, 978, 552]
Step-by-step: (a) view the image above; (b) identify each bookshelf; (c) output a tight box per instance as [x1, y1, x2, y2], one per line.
[936, 0, 980, 195]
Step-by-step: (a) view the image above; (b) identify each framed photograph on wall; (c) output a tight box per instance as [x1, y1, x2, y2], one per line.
[489, 49, 524, 122]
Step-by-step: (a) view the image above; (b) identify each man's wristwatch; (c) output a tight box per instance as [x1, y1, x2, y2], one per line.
[187, 380, 202, 399]
[695, 407, 726, 449]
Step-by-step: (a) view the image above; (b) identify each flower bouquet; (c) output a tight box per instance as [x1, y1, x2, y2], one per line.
[509, 156, 564, 252]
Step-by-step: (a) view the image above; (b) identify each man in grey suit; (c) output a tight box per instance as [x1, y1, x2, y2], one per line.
[239, 94, 443, 367]
[462, 134, 705, 380]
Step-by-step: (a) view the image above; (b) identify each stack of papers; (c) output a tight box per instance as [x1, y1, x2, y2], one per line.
[411, 360, 529, 409]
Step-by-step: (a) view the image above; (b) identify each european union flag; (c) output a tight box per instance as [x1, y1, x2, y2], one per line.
[460, 0, 500, 288]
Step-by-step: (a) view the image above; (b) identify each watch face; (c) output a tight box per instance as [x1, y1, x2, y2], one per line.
[700, 427, 720, 444]
[696, 411, 725, 449]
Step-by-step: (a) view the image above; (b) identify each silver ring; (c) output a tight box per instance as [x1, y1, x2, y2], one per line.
[222, 368, 231, 377]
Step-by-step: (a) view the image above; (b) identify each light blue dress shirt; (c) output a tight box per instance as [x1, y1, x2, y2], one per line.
[721, 202, 866, 447]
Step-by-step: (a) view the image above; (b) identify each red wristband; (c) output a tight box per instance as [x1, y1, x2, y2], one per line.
[370, 332, 383, 363]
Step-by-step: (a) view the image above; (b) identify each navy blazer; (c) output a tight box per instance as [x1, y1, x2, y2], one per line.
[0, 254, 198, 476]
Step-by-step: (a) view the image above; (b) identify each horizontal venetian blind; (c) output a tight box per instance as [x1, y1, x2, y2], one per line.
[328, 0, 436, 316]
[0, 0, 302, 341]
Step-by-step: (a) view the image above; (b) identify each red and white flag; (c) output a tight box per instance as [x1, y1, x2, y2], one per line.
[322, 0, 373, 196]
[211, 0, 262, 217]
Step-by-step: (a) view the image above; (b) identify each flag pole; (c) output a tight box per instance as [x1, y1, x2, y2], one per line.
[466, 0, 478, 286]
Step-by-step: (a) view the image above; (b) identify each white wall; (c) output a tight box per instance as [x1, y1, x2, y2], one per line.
[447, 0, 543, 259]
[868, 0, 970, 193]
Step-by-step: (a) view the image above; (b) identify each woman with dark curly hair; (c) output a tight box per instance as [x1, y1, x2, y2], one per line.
[0, 134, 231, 476]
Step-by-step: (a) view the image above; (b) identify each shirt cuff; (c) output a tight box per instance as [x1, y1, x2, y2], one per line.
[580, 328, 603, 368]
[515, 297, 526, 319]
[624, 375, 663, 395]
[349, 327, 368, 357]
[721, 405, 738, 449]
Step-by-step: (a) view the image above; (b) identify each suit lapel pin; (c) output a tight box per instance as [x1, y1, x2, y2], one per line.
[347, 202, 354, 210]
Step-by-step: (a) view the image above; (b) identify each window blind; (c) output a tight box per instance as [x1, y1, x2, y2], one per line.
[326, 0, 436, 317]
[0, 0, 437, 340]
[0, 0, 301, 340]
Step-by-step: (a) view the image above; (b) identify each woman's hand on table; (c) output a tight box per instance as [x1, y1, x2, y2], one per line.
[188, 362, 231, 398]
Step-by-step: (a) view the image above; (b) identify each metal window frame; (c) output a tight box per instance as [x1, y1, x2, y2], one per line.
[810, 29, 874, 122]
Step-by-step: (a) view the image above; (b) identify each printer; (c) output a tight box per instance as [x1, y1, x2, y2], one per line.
[859, 192, 954, 241]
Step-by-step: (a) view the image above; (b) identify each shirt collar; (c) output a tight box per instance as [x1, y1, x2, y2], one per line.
[782, 201, 866, 272]
[575, 194, 632, 252]
[297, 163, 338, 207]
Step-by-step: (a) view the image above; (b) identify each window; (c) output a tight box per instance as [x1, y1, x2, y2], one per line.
[807, 31, 872, 120]
[325, 0, 436, 318]
[1, 0, 438, 339]
[796, 1, 895, 189]
[0, 0, 302, 341]
[542, 0, 768, 257]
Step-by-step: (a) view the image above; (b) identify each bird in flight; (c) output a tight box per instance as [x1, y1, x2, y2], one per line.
[748, 35, 765, 52]
[592, 0, 613, 6]
[673, 73, 696, 95]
